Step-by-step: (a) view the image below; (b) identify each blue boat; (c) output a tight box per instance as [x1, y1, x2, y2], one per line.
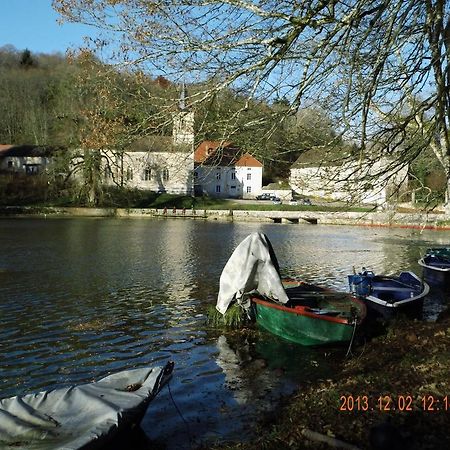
[348, 269, 429, 319]
[418, 248, 450, 286]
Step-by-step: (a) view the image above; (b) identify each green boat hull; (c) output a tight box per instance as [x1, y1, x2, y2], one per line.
[254, 302, 354, 346]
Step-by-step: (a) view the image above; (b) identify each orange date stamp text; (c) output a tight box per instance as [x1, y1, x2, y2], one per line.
[339, 394, 449, 412]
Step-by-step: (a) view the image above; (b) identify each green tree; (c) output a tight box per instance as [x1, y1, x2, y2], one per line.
[19, 48, 35, 69]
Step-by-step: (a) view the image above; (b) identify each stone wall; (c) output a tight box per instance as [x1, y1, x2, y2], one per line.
[2, 206, 448, 229]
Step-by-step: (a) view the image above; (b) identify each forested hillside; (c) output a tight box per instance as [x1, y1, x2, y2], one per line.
[0, 45, 342, 181]
[0, 45, 444, 205]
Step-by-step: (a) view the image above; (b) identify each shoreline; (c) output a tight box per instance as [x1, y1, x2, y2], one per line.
[205, 217, 447, 448]
[211, 314, 450, 450]
[1, 205, 450, 230]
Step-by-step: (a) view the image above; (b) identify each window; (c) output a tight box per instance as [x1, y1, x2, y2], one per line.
[247, 173, 252, 180]
[7, 160, 13, 168]
[162, 168, 169, 181]
[231, 171, 236, 180]
[231, 185, 236, 190]
[216, 185, 221, 193]
[144, 168, 152, 181]
[247, 186, 252, 193]
[126, 167, 133, 181]
[216, 172, 221, 180]
[25, 164, 39, 175]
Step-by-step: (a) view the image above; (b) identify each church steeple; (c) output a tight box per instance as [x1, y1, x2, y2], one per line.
[173, 82, 194, 148]
[179, 81, 187, 110]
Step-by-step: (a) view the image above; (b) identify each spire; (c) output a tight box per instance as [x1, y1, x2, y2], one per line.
[173, 80, 194, 147]
[179, 81, 187, 110]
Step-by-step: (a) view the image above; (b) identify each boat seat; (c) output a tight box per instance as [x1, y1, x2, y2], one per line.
[286, 296, 319, 308]
[306, 308, 341, 317]
[372, 286, 414, 292]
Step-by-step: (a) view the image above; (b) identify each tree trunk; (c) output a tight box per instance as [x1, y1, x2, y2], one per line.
[84, 149, 101, 207]
[446, 179, 450, 215]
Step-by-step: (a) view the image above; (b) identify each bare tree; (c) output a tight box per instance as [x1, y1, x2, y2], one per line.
[53, 0, 450, 210]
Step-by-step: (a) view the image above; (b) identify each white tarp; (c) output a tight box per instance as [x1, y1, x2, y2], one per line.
[216, 232, 289, 314]
[0, 363, 173, 450]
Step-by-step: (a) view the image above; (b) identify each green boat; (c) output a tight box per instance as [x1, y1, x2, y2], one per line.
[216, 232, 366, 346]
[252, 279, 366, 346]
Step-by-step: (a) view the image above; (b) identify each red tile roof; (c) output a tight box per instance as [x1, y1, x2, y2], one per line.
[194, 140, 233, 163]
[0, 145, 15, 154]
[194, 141, 262, 167]
[236, 152, 263, 167]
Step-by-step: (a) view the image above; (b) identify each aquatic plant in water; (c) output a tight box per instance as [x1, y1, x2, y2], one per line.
[206, 303, 247, 329]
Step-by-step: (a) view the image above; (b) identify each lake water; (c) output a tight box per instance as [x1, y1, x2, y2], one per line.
[1, 218, 449, 448]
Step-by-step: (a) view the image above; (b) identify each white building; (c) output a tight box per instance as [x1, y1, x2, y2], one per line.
[102, 84, 195, 195]
[0, 145, 54, 175]
[289, 147, 408, 205]
[194, 141, 263, 198]
[102, 136, 194, 195]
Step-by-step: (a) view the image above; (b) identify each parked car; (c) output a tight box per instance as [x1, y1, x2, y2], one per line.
[288, 198, 311, 206]
[256, 193, 276, 200]
[272, 197, 282, 205]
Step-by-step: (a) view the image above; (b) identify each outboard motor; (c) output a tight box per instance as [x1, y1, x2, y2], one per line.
[348, 268, 375, 296]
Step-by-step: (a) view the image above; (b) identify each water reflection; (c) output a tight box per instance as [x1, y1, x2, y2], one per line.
[1, 219, 450, 448]
[216, 334, 276, 405]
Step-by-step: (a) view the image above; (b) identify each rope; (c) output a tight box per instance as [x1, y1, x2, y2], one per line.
[345, 319, 358, 359]
[167, 381, 193, 449]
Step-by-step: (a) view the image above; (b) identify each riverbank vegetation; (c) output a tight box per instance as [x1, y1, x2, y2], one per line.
[0, 182, 372, 214]
[208, 315, 450, 450]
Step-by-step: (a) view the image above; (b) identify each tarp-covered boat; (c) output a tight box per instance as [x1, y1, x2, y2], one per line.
[216, 233, 366, 346]
[348, 269, 429, 319]
[418, 248, 450, 285]
[0, 361, 174, 450]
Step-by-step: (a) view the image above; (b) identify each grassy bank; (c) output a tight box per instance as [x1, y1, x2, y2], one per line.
[106, 192, 372, 213]
[209, 316, 450, 450]
[0, 187, 373, 214]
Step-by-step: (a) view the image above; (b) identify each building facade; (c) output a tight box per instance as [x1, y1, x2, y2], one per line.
[102, 137, 194, 195]
[194, 141, 263, 198]
[0, 145, 54, 175]
[101, 85, 195, 195]
[289, 149, 408, 205]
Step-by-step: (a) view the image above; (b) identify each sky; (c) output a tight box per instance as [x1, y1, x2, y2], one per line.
[0, 0, 94, 55]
